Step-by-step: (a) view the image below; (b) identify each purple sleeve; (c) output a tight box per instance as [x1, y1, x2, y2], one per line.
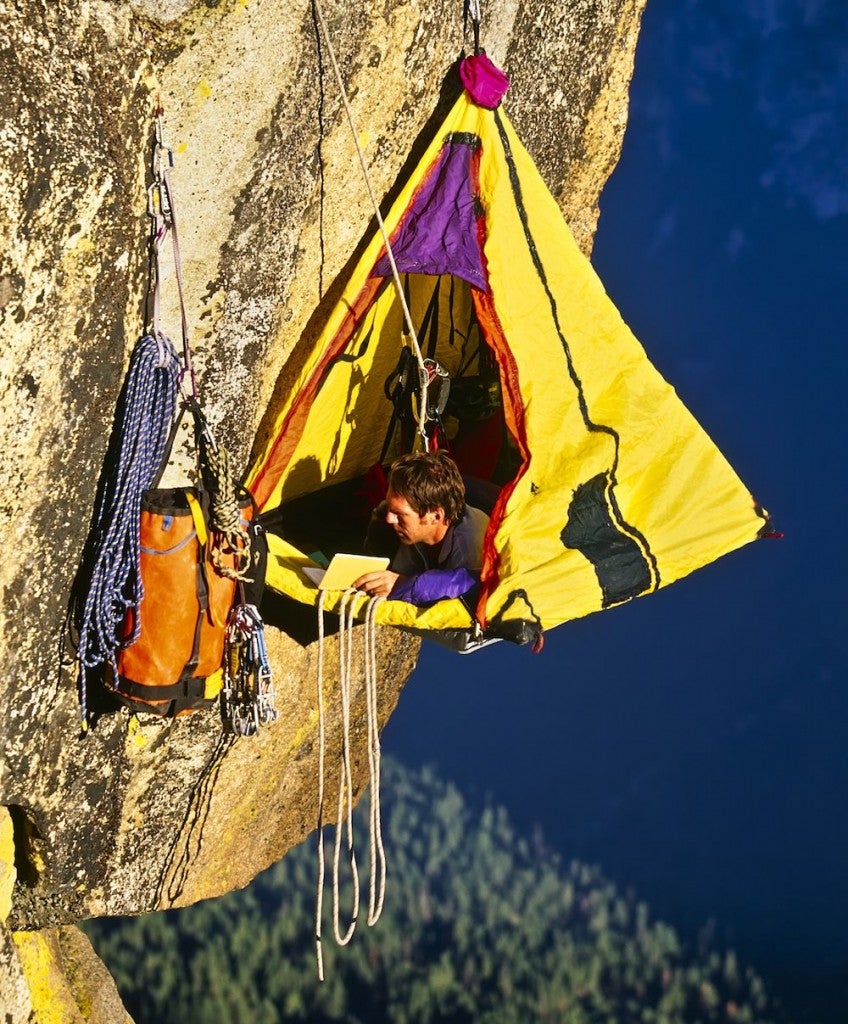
[389, 567, 477, 605]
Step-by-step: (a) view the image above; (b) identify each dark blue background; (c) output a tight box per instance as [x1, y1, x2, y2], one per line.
[385, 2, 848, 1020]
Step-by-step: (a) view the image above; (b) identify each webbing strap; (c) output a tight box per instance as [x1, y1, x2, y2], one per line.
[149, 112, 197, 400]
[113, 674, 207, 702]
[185, 490, 209, 546]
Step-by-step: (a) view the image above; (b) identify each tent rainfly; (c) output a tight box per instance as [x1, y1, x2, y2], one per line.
[245, 54, 770, 651]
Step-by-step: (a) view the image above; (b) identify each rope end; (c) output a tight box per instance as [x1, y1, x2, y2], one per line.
[316, 937, 325, 982]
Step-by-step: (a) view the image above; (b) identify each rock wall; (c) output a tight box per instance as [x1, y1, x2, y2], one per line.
[0, 0, 645, 1017]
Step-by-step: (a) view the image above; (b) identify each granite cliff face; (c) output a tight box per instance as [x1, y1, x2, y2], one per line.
[0, 0, 645, 1017]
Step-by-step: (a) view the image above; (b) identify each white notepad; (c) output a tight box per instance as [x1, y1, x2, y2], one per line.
[302, 553, 390, 591]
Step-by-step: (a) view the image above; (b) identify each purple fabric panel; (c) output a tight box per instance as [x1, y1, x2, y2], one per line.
[373, 140, 487, 291]
[389, 567, 477, 605]
[459, 53, 510, 109]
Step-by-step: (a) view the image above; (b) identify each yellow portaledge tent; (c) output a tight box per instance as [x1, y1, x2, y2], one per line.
[246, 56, 769, 651]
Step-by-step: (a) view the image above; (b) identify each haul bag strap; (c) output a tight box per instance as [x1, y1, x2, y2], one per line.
[113, 673, 209, 702]
[185, 489, 209, 546]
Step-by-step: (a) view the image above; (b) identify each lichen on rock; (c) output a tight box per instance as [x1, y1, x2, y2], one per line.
[0, 0, 645, 1015]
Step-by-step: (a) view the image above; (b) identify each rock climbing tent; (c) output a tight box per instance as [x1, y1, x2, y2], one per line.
[245, 61, 768, 648]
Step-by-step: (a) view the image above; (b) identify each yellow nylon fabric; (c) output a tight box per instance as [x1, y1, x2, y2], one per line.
[265, 534, 474, 630]
[247, 91, 765, 638]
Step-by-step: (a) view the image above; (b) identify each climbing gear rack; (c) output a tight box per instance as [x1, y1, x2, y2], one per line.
[222, 601, 278, 736]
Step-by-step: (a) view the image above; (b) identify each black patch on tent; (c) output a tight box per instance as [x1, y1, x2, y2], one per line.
[445, 131, 482, 150]
[493, 107, 660, 599]
[561, 474, 652, 607]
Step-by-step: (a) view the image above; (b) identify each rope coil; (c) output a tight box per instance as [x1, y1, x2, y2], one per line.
[200, 441, 252, 581]
[75, 334, 181, 721]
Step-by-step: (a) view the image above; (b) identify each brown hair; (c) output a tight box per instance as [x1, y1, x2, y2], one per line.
[388, 451, 465, 524]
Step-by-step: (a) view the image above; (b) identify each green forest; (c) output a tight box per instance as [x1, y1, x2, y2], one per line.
[84, 760, 780, 1024]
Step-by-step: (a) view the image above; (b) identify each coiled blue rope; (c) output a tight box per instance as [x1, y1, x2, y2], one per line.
[76, 332, 180, 722]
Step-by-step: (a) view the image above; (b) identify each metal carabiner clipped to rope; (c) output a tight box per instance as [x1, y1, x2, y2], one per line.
[152, 102, 175, 220]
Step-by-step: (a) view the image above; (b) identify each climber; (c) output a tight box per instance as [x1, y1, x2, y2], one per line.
[354, 451, 490, 604]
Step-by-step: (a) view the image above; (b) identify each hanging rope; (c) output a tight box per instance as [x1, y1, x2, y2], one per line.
[75, 333, 181, 723]
[310, 0, 431, 449]
[364, 594, 387, 925]
[314, 588, 387, 978]
[315, 589, 328, 982]
[332, 588, 361, 946]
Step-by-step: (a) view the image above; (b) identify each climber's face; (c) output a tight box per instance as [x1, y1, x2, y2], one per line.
[385, 489, 445, 547]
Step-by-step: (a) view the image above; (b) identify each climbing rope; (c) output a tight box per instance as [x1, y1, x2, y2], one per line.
[200, 440, 252, 581]
[311, 0, 432, 449]
[75, 333, 181, 723]
[332, 589, 361, 947]
[314, 587, 387, 978]
[364, 594, 387, 925]
[315, 589, 328, 981]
